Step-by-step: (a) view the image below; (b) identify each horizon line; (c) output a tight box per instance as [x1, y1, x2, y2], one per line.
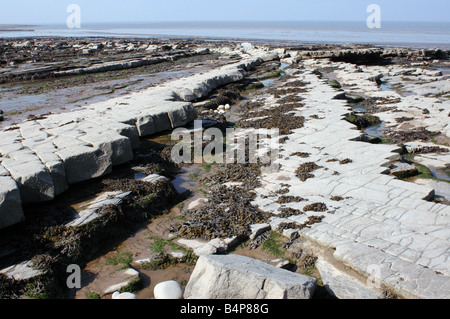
[2, 20, 450, 27]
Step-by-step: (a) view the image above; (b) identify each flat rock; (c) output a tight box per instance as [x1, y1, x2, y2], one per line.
[66, 191, 131, 227]
[0, 260, 46, 281]
[184, 254, 316, 299]
[103, 268, 140, 295]
[316, 257, 384, 299]
[249, 223, 271, 240]
[390, 161, 418, 177]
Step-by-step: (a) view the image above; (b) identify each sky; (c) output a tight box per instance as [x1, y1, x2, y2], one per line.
[0, 0, 449, 25]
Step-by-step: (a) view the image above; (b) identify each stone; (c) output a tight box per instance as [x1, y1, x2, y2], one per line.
[154, 280, 184, 299]
[166, 102, 197, 128]
[103, 268, 140, 295]
[0, 176, 24, 229]
[249, 223, 271, 240]
[112, 291, 137, 299]
[0, 260, 46, 281]
[316, 258, 384, 299]
[390, 161, 418, 178]
[170, 251, 186, 259]
[56, 145, 112, 184]
[187, 197, 208, 210]
[66, 191, 131, 227]
[176, 238, 218, 256]
[142, 174, 167, 184]
[22, 140, 69, 196]
[79, 131, 133, 166]
[184, 254, 316, 299]
[1, 153, 55, 204]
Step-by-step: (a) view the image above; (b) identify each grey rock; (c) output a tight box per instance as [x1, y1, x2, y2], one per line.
[390, 161, 418, 178]
[1, 150, 55, 203]
[0, 176, 24, 229]
[56, 145, 112, 184]
[0, 260, 46, 281]
[79, 131, 133, 166]
[184, 254, 316, 299]
[316, 258, 384, 299]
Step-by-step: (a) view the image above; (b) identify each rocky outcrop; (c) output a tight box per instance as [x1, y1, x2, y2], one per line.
[184, 254, 316, 299]
[0, 52, 277, 230]
[295, 47, 449, 65]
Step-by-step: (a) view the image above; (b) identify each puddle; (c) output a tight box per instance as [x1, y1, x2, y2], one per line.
[380, 81, 393, 91]
[260, 62, 289, 87]
[438, 68, 450, 75]
[0, 57, 220, 125]
[171, 164, 203, 195]
[363, 121, 386, 139]
[428, 166, 450, 182]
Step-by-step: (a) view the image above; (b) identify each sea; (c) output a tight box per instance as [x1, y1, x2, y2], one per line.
[0, 21, 449, 49]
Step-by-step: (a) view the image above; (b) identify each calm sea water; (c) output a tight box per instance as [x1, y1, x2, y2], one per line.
[1, 21, 449, 48]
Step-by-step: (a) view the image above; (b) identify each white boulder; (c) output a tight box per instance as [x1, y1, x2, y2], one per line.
[154, 280, 184, 299]
[112, 291, 137, 299]
[184, 254, 316, 299]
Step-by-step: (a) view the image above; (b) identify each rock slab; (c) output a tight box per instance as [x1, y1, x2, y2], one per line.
[184, 254, 316, 299]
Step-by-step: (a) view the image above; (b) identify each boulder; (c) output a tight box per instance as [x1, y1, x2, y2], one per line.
[187, 197, 208, 210]
[135, 114, 156, 136]
[0, 176, 24, 229]
[154, 280, 184, 299]
[184, 254, 316, 299]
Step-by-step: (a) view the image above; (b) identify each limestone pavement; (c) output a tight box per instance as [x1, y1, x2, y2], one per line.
[0, 52, 274, 229]
[249, 64, 450, 299]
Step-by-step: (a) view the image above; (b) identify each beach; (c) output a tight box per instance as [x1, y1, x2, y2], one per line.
[0, 34, 449, 301]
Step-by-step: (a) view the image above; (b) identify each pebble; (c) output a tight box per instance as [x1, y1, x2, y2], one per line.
[112, 291, 137, 299]
[154, 280, 184, 299]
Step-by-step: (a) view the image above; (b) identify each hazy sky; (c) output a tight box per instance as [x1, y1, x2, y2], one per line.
[0, 0, 449, 25]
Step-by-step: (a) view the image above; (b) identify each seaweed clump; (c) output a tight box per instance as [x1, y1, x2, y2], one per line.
[295, 162, 323, 182]
[175, 185, 270, 240]
[303, 202, 328, 212]
[385, 127, 440, 143]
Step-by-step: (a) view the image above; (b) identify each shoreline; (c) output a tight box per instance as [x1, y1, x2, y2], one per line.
[2, 34, 450, 51]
